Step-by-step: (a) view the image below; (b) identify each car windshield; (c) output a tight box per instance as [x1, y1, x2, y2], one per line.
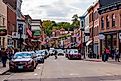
[70, 50, 78, 54]
[14, 53, 32, 59]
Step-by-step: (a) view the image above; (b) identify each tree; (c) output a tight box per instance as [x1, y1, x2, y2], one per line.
[71, 14, 80, 29]
[42, 20, 56, 36]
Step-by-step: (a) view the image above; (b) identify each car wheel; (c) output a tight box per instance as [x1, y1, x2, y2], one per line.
[30, 68, 34, 72]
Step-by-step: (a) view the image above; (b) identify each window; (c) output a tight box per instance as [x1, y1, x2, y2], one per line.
[2, 18, 5, 26]
[120, 14, 121, 27]
[112, 14, 115, 27]
[106, 15, 110, 28]
[101, 17, 104, 29]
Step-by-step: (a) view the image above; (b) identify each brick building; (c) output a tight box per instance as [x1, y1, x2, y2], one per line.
[3, 0, 17, 48]
[98, 0, 121, 55]
[0, 0, 7, 48]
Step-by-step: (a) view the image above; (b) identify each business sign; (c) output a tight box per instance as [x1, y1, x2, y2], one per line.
[99, 34, 105, 40]
[119, 33, 121, 39]
[0, 29, 7, 36]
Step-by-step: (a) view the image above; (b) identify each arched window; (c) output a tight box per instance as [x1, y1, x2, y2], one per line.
[112, 14, 115, 27]
[106, 15, 110, 28]
[101, 17, 104, 29]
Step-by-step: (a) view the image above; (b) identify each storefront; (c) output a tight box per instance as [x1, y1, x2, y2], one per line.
[100, 31, 120, 55]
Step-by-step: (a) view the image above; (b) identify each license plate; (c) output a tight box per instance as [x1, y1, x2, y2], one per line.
[18, 66, 23, 69]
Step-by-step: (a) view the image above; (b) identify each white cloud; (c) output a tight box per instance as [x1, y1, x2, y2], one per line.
[21, 0, 96, 22]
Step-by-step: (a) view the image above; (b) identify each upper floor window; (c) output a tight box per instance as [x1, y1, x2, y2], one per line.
[2, 18, 5, 26]
[101, 17, 104, 29]
[106, 15, 110, 28]
[112, 14, 116, 27]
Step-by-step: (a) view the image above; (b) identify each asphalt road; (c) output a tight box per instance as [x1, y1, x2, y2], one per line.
[1, 56, 121, 81]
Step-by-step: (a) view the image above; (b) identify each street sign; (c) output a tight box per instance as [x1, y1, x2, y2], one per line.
[119, 33, 121, 39]
[99, 34, 105, 40]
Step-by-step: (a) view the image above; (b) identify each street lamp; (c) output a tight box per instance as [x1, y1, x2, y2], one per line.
[18, 24, 23, 52]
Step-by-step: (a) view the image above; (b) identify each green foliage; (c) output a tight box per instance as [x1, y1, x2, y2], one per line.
[71, 14, 80, 29]
[42, 14, 80, 36]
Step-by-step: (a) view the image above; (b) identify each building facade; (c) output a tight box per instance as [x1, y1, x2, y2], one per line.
[0, 0, 7, 48]
[98, 0, 121, 55]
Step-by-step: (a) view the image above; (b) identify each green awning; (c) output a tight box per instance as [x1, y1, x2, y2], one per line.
[33, 30, 40, 36]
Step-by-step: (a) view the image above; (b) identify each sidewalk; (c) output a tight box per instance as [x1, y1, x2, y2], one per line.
[0, 61, 9, 75]
[84, 57, 121, 64]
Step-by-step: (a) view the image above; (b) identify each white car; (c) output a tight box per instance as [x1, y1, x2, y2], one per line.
[56, 49, 65, 56]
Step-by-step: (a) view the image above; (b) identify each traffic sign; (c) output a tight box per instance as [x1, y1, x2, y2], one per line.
[99, 34, 105, 40]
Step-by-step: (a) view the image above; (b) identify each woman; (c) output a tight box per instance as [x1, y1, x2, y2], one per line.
[115, 49, 120, 62]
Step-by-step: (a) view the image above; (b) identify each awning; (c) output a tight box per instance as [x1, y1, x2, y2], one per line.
[27, 28, 32, 37]
[86, 40, 92, 46]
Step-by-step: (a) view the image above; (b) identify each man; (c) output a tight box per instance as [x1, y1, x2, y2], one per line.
[115, 49, 120, 62]
[1, 48, 7, 67]
[54, 50, 58, 59]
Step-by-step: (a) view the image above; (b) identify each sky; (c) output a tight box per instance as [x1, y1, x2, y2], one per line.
[21, 0, 97, 22]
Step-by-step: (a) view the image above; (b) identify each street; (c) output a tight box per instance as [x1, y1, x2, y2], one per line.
[0, 56, 121, 81]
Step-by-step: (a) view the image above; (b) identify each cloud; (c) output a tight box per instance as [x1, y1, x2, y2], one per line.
[21, 0, 96, 22]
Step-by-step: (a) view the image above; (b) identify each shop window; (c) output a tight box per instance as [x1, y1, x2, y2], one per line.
[101, 17, 104, 29]
[113, 34, 117, 49]
[2, 37, 5, 48]
[2, 18, 5, 26]
[0, 37, 1, 46]
[120, 14, 121, 27]
[112, 14, 116, 27]
[106, 15, 110, 28]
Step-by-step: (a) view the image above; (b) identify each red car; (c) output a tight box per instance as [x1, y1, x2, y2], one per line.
[68, 49, 81, 60]
[9, 52, 37, 72]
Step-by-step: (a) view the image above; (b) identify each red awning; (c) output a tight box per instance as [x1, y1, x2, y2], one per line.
[41, 41, 46, 45]
[27, 28, 32, 37]
[78, 43, 83, 48]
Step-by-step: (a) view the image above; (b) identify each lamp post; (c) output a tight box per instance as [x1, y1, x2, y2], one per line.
[18, 24, 23, 52]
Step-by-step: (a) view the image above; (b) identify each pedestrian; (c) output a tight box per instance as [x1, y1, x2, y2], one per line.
[115, 49, 120, 62]
[102, 51, 107, 62]
[54, 50, 58, 59]
[0, 48, 8, 67]
[105, 47, 110, 61]
[111, 48, 116, 59]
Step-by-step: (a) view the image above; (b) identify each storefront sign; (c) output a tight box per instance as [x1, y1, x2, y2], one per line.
[0, 29, 7, 36]
[99, 34, 105, 40]
[119, 33, 121, 39]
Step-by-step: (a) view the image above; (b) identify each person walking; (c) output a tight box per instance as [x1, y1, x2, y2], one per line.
[105, 47, 110, 61]
[115, 49, 120, 62]
[102, 51, 107, 62]
[1, 48, 8, 67]
[54, 50, 58, 59]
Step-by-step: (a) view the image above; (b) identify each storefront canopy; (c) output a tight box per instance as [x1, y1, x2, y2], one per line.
[86, 40, 92, 46]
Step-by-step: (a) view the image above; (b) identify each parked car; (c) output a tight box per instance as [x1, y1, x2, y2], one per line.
[9, 52, 37, 72]
[37, 50, 49, 59]
[56, 49, 65, 56]
[36, 53, 44, 63]
[49, 48, 55, 56]
[68, 49, 81, 60]
[65, 49, 71, 58]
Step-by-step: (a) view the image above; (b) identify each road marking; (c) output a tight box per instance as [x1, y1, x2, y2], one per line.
[69, 73, 79, 76]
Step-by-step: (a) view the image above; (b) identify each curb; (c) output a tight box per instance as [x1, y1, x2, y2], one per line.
[84, 59, 102, 62]
[0, 69, 9, 75]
